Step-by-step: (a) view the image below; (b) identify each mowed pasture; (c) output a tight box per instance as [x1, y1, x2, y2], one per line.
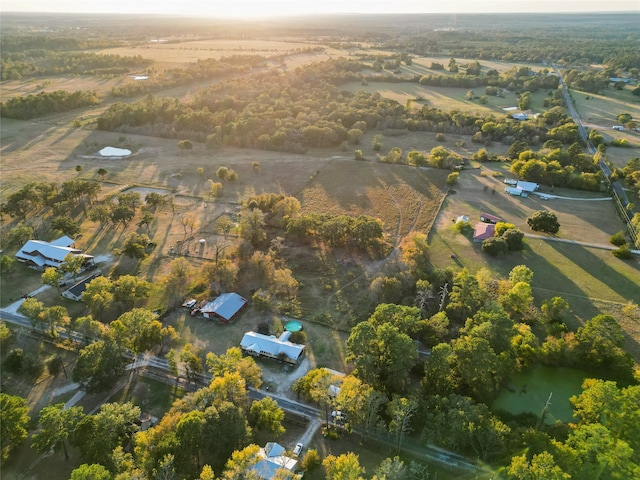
[98, 38, 336, 70]
[571, 87, 640, 168]
[340, 81, 547, 116]
[427, 162, 640, 359]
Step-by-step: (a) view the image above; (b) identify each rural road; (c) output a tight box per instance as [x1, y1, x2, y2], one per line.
[0, 304, 482, 475]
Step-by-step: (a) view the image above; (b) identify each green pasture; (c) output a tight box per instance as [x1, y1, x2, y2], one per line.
[572, 86, 640, 130]
[492, 366, 589, 423]
[340, 81, 550, 117]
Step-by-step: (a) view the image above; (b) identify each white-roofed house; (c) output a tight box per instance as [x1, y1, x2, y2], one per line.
[15, 236, 93, 271]
[249, 442, 301, 480]
[240, 331, 305, 365]
[200, 292, 247, 323]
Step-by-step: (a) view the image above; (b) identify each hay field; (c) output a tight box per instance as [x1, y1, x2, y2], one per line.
[98, 38, 329, 69]
[340, 81, 535, 116]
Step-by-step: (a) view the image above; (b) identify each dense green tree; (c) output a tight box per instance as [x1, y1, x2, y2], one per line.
[0, 393, 30, 463]
[574, 315, 635, 381]
[120, 232, 150, 259]
[323, 452, 366, 480]
[82, 276, 114, 320]
[527, 211, 560, 234]
[446, 269, 488, 323]
[69, 463, 112, 480]
[422, 343, 458, 397]
[32, 403, 84, 460]
[51, 216, 80, 237]
[111, 308, 162, 354]
[206, 347, 262, 388]
[452, 335, 508, 403]
[249, 396, 285, 437]
[346, 320, 417, 394]
[88, 205, 111, 229]
[423, 394, 511, 461]
[482, 237, 508, 256]
[112, 275, 152, 310]
[73, 340, 126, 391]
[72, 402, 140, 470]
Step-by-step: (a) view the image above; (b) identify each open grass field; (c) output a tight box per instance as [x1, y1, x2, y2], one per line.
[98, 38, 334, 70]
[570, 86, 640, 168]
[427, 161, 640, 359]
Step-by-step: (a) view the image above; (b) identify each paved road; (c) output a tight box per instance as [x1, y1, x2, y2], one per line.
[0, 306, 484, 475]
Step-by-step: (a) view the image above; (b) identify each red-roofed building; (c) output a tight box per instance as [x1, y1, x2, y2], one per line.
[473, 223, 496, 242]
[479, 213, 502, 224]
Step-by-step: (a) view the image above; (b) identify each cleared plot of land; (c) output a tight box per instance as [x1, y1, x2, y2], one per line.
[98, 39, 333, 69]
[299, 159, 447, 238]
[340, 81, 551, 117]
[571, 87, 640, 167]
[427, 163, 640, 359]
[573, 87, 640, 130]
[0, 76, 122, 100]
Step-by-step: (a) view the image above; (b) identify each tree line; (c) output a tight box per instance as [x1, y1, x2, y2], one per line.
[0, 90, 100, 120]
[1, 52, 151, 81]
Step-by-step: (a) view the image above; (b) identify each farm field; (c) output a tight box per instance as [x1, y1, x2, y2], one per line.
[571, 87, 640, 168]
[98, 38, 333, 68]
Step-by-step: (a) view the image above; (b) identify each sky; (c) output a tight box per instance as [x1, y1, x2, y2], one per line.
[2, 0, 639, 17]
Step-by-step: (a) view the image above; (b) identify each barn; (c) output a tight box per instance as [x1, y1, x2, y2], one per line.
[200, 292, 247, 323]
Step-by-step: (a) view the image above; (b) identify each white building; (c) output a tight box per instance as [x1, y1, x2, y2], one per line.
[15, 236, 93, 271]
[240, 331, 305, 364]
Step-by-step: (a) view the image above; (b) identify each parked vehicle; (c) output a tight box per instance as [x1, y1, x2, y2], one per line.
[182, 299, 197, 308]
[293, 443, 303, 457]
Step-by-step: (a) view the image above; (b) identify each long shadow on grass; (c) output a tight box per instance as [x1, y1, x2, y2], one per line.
[546, 241, 640, 303]
[492, 242, 600, 319]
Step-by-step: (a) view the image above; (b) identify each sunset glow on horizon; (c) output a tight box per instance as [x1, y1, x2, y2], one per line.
[2, 0, 638, 17]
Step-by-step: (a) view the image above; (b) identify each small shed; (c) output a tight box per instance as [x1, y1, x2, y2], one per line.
[473, 223, 496, 242]
[505, 187, 523, 196]
[201, 292, 247, 323]
[456, 215, 469, 224]
[479, 213, 502, 224]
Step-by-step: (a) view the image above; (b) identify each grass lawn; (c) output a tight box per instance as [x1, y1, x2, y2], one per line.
[0, 265, 44, 307]
[112, 375, 186, 418]
[428, 162, 640, 361]
[98, 38, 326, 70]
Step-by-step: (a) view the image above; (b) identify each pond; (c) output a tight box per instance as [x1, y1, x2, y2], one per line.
[492, 365, 591, 423]
[99, 146, 132, 157]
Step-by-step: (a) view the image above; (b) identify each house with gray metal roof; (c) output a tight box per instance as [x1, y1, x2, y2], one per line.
[240, 331, 305, 364]
[15, 236, 93, 271]
[201, 292, 247, 323]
